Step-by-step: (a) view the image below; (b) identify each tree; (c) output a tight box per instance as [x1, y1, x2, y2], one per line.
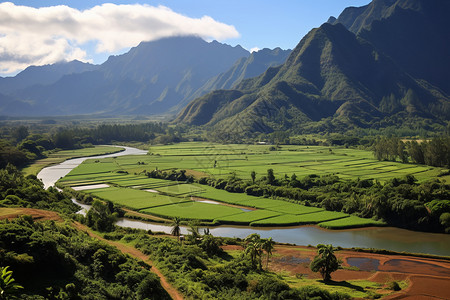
[244, 233, 263, 270]
[170, 217, 181, 241]
[85, 200, 117, 232]
[0, 266, 23, 299]
[200, 234, 222, 256]
[12, 126, 28, 143]
[310, 244, 340, 281]
[262, 237, 275, 269]
[251, 171, 256, 184]
[267, 169, 275, 185]
[187, 221, 201, 244]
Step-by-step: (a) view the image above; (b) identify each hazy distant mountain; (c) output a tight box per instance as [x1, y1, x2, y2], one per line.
[0, 60, 98, 95]
[1, 36, 250, 116]
[175, 0, 450, 134]
[178, 47, 291, 113]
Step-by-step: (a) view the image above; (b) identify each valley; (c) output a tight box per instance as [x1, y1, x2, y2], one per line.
[1, 0, 449, 299]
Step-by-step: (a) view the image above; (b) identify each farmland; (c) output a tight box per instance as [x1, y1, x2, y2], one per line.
[58, 142, 447, 228]
[22, 145, 124, 176]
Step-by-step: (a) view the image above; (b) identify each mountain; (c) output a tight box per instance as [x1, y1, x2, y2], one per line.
[175, 0, 450, 135]
[330, 0, 450, 94]
[178, 47, 291, 114]
[1, 36, 250, 116]
[0, 60, 98, 95]
[189, 47, 291, 100]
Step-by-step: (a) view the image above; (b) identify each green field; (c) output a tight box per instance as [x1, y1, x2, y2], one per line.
[141, 201, 244, 222]
[61, 142, 438, 182]
[319, 215, 386, 229]
[84, 187, 190, 210]
[57, 142, 445, 227]
[22, 145, 124, 175]
[251, 211, 350, 226]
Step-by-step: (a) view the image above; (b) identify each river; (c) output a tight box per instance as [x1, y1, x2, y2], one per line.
[38, 146, 450, 256]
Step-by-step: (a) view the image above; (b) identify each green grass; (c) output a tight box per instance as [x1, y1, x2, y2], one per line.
[85, 187, 189, 210]
[22, 146, 124, 176]
[284, 274, 386, 299]
[154, 183, 204, 195]
[214, 209, 281, 225]
[58, 142, 442, 227]
[250, 211, 349, 226]
[265, 203, 323, 215]
[197, 185, 267, 204]
[140, 201, 244, 222]
[62, 143, 442, 183]
[319, 216, 386, 229]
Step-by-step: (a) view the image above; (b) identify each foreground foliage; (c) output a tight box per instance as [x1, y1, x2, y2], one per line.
[0, 164, 79, 215]
[0, 217, 170, 299]
[310, 244, 341, 281]
[126, 230, 350, 300]
[0, 266, 23, 299]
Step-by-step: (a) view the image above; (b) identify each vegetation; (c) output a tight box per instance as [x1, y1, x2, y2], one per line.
[0, 266, 23, 299]
[310, 244, 341, 281]
[129, 230, 350, 300]
[57, 142, 450, 233]
[0, 217, 170, 299]
[373, 136, 450, 167]
[0, 164, 79, 215]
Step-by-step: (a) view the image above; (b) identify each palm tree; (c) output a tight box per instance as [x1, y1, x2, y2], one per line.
[310, 244, 340, 281]
[170, 217, 181, 241]
[188, 221, 201, 244]
[262, 237, 275, 270]
[244, 233, 263, 270]
[0, 266, 23, 299]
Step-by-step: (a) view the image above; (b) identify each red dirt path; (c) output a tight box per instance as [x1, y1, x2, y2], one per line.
[0, 207, 63, 222]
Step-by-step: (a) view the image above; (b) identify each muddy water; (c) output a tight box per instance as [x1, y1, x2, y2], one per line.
[114, 217, 450, 256]
[40, 146, 450, 257]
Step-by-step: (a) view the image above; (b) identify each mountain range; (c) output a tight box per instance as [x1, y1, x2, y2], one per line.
[0, 37, 290, 117]
[176, 0, 450, 134]
[1, 0, 448, 136]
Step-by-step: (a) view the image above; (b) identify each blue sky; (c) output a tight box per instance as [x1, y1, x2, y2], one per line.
[0, 0, 371, 76]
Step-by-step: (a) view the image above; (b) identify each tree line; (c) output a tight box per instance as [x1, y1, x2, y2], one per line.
[373, 136, 450, 167]
[0, 122, 184, 169]
[146, 168, 450, 233]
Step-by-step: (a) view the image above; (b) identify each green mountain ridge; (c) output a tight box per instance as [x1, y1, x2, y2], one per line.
[175, 0, 450, 135]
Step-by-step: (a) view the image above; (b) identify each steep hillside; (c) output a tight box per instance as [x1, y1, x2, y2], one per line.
[188, 48, 291, 102]
[176, 0, 450, 135]
[331, 0, 450, 94]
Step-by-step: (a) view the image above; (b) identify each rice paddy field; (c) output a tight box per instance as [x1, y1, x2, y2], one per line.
[58, 142, 445, 228]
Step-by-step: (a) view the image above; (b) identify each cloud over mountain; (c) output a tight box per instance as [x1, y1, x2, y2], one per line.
[0, 2, 239, 74]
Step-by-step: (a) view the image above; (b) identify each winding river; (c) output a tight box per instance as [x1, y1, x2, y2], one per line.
[38, 146, 450, 256]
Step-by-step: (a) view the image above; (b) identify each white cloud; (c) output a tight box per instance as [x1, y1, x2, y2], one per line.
[0, 2, 239, 75]
[250, 47, 260, 53]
